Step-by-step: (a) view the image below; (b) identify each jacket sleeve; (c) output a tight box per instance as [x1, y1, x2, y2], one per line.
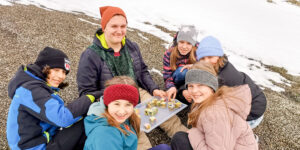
[188, 107, 231, 150]
[26, 85, 92, 128]
[163, 49, 175, 89]
[133, 43, 159, 94]
[77, 49, 102, 98]
[220, 62, 266, 121]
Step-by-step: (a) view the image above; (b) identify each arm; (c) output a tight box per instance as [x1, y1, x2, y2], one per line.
[25, 86, 93, 127]
[163, 49, 175, 89]
[77, 49, 102, 98]
[133, 43, 159, 94]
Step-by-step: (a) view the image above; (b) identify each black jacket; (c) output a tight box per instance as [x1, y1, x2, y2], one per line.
[76, 29, 159, 98]
[219, 60, 267, 121]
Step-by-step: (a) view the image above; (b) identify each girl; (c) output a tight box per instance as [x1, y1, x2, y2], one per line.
[163, 25, 198, 102]
[84, 76, 171, 150]
[182, 36, 266, 129]
[171, 62, 258, 150]
[7, 47, 95, 150]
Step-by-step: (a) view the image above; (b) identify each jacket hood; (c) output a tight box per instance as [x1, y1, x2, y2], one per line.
[217, 85, 252, 120]
[8, 64, 45, 99]
[84, 114, 109, 136]
[87, 97, 106, 116]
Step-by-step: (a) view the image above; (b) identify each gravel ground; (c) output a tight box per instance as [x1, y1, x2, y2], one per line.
[1, 4, 300, 150]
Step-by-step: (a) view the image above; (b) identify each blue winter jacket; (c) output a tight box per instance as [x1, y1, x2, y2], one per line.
[77, 28, 159, 98]
[7, 64, 93, 150]
[84, 114, 138, 150]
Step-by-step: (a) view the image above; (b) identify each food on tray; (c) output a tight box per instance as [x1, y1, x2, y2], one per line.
[160, 101, 166, 108]
[175, 101, 182, 108]
[149, 116, 156, 124]
[168, 102, 175, 110]
[144, 123, 151, 130]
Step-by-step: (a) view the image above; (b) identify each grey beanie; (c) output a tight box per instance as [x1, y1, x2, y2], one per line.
[185, 69, 218, 91]
[177, 25, 198, 46]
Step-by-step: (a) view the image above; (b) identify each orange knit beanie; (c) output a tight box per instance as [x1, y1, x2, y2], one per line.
[99, 6, 127, 30]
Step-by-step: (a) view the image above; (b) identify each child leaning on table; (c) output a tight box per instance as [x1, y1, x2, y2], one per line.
[84, 76, 171, 150]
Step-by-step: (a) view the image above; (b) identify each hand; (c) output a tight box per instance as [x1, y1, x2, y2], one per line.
[153, 89, 166, 98]
[167, 87, 177, 101]
[180, 64, 193, 72]
[182, 90, 192, 103]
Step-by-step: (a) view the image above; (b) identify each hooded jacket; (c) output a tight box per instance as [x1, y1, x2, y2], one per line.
[7, 64, 92, 150]
[84, 114, 138, 150]
[188, 85, 258, 150]
[77, 28, 159, 98]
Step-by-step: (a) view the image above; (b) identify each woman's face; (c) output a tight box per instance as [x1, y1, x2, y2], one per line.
[200, 56, 220, 65]
[177, 41, 193, 55]
[108, 100, 134, 123]
[46, 68, 66, 87]
[104, 15, 127, 46]
[187, 83, 214, 103]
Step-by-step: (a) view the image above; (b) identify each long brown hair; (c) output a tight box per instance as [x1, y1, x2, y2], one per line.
[170, 45, 197, 71]
[42, 65, 69, 89]
[102, 109, 141, 136]
[187, 62, 238, 127]
[102, 76, 140, 137]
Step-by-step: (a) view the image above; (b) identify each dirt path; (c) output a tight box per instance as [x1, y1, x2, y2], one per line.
[0, 4, 299, 149]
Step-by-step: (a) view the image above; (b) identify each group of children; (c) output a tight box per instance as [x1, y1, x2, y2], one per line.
[6, 5, 266, 150]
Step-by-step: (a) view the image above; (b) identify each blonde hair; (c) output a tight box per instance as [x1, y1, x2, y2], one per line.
[170, 46, 197, 71]
[102, 76, 140, 136]
[187, 62, 239, 127]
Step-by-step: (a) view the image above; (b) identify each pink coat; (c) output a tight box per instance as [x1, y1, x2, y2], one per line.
[188, 85, 258, 150]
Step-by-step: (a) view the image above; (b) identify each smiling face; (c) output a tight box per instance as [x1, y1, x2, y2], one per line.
[46, 68, 66, 87]
[108, 99, 134, 123]
[104, 15, 127, 46]
[187, 83, 214, 103]
[177, 40, 193, 56]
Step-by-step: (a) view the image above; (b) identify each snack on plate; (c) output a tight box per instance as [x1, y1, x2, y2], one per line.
[146, 102, 152, 108]
[155, 100, 161, 107]
[168, 102, 175, 110]
[144, 123, 151, 130]
[160, 101, 166, 108]
[175, 101, 182, 108]
[149, 116, 156, 124]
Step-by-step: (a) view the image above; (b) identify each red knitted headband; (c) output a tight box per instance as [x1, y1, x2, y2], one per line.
[103, 84, 139, 106]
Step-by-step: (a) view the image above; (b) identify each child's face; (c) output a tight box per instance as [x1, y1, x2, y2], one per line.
[178, 41, 193, 55]
[108, 100, 134, 123]
[187, 83, 214, 103]
[200, 56, 220, 65]
[46, 68, 66, 87]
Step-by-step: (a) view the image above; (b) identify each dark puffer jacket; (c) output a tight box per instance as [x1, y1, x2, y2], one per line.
[219, 60, 267, 121]
[77, 28, 159, 98]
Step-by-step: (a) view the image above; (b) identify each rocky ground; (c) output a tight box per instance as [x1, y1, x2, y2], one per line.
[0, 4, 299, 150]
